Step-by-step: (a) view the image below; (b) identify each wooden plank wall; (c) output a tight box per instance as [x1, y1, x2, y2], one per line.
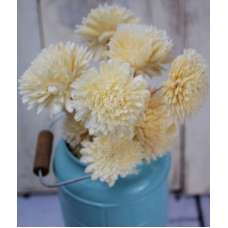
[183, 0, 210, 194]
[18, 0, 54, 193]
[18, 0, 210, 194]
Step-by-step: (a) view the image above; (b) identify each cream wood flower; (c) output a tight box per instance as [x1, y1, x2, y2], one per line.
[135, 94, 176, 160]
[162, 49, 208, 120]
[69, 60, 150, 136]
[76, 4, 139, 59]
[63, 113, 88, 149]
[80, 136, 144, 186]
[109, 24, 173, 76]
[19, 42, 92, 115]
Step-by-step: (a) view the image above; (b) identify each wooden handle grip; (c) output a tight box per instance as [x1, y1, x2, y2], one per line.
[33, 130, 54, 176]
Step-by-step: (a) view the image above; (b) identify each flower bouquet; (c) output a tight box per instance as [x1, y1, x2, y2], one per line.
[20, 4, 208, 187]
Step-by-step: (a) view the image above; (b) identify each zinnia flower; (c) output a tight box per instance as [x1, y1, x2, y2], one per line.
[162, 49, 208, 120]
[109, 24, 173, 76]
[80, 136, 144, 186]
[63, 113, 88, 149]
[19, 42, 92, 115]
[135, 94, 176, 160]
[69, 60, 150, 136]
[76, 4, 139, 59]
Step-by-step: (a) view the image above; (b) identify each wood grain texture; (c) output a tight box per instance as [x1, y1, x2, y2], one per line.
[18, 0, 209, 194]
[183, 0, 210, 194]
[17, 194, 210, 226]
[18, 0, 54, 193]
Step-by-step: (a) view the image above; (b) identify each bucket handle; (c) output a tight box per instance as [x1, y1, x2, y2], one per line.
[33, 130, 90, 188]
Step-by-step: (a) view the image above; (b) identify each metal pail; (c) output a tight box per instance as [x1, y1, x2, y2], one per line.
[53, 139, 171, 227]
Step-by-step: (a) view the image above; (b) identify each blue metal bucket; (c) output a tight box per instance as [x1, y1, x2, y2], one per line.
[53, 139, 171, 227]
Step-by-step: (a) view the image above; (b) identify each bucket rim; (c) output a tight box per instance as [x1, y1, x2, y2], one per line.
[63, 140, 86, 168]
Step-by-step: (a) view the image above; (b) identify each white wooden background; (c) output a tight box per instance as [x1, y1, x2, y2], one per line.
[18, 0, 210, 195]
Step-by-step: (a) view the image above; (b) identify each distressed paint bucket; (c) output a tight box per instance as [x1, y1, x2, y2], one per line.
[53, 139, 171, 227]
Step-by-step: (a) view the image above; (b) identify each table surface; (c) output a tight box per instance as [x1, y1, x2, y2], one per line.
[17, 193, 209, 227]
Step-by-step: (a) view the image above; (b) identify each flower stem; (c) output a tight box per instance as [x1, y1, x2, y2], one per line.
[150, 86, 163, 96]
